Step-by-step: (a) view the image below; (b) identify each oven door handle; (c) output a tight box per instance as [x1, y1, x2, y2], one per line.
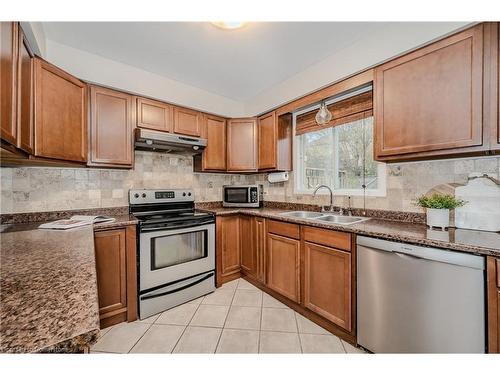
[140, 272, 214, 301]
[140, 220, 214, 232]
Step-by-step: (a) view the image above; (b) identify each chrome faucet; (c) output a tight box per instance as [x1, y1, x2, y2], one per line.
[313, 185, 334, 212]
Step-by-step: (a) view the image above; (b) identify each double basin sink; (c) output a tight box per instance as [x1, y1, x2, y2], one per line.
[279, 210, 370, 225]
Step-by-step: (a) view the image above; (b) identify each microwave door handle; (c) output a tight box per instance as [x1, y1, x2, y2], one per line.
[140, 272, 214, 301]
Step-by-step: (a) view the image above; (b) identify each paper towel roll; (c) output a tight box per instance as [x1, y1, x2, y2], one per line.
[267, 172, 289, 183]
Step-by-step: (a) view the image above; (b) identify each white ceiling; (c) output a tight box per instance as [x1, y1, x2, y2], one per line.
[41, 22, 387, 101]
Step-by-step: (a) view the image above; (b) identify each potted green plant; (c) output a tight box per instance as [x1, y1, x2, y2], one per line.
[415, 193, 467, 229]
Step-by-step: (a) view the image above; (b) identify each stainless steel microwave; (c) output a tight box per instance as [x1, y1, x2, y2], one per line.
[222, 184, 263, 208]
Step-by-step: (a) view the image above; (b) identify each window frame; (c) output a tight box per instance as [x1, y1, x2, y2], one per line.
[292, 87, 386, 197]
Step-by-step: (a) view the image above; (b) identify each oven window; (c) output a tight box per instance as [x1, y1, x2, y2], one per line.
[224, 188, 248, 203]
[151, 230, 207, 270]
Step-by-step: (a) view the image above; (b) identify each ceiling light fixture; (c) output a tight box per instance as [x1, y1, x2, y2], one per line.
[210, 22, 247, 30]
[315, 101, 332, 125]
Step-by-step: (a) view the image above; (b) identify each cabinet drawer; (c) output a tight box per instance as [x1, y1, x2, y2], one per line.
[267, 220, 300, 239]
[497, 259, 500, 288]
[302, 226, 351, 251]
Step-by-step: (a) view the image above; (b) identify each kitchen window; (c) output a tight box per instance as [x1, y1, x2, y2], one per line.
[293, 87, 386, 197]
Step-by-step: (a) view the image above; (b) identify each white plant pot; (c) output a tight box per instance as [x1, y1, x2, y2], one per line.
[426, 208, 450, 229]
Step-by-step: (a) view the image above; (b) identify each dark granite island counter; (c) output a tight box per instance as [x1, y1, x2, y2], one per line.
[0, 225, 100, 353]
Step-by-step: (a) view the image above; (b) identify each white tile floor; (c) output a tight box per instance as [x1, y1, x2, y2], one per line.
[91, 278, 366, 354]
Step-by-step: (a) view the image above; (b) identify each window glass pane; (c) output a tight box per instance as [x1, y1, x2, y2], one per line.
[302, 128, 335, 189]
[297, 116, 380, 193]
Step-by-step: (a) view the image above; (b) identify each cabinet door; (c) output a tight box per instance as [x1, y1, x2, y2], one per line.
[137, 97, 173, 132]
[258, 111, 277, 170]
[487, 22, 500, 152]
[240, 215, 257, 277]
[216, 216, 241, 283]
[487, 256, 500, 353]
[94, 229, 127, 318]
[253, 217, 266, 283]
[304, 242, 352, 331]
[1, 22, 18, 146]
[89, 86, 134, 167]
[374, 24, 485, 160]
[34, 58, 87, 162]
[173, 106, 201, 137]
[16, 25, 34, 153]
[267, 233, 300, 303]
[202, 114, 226, 170]
[227, 118, 258, 172]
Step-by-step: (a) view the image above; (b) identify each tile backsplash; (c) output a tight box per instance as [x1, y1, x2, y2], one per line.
[0, 152, 256, 214]
[1, 151, 499, 214]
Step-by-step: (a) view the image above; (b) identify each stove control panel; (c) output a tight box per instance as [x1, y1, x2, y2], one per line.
[129, 189, 194, 205]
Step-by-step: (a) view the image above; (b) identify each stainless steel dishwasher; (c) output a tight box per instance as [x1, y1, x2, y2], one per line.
[357, 236, 486, 353]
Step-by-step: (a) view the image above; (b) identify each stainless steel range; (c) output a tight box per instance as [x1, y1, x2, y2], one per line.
[129, 189, 215, 319]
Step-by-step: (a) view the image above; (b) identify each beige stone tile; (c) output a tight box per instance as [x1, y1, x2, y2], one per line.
[98, 326, 113, 338]
[139, 313, 160, 324]
[237, 278, 259, 290]
[91, 322, 150, 353]
[259, 331, 301, 353]
[231, 289, 262, 307]
[189, 305, 229, 328]
[173, 326, 222, 353]
[295, 312, 332, 335]
[261, 308, 297, 332]
[262, 293, 289, 309]
[201, 288, 235, 306]
[300, 334, 344, 353]
[155, 303, 198, 326]
[186, 296, 205, 305]
[216, 329, 260, 353]
[342, 340, 367, 354]
[219, 279, 239, 290]
[130, 324, 185, 353]
[224, 306, 261, 330]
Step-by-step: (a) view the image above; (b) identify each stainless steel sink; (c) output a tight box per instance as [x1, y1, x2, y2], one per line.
[279, 211, 370, 225]
[280, 211, 325, 219]
[315, 215, 369, 225]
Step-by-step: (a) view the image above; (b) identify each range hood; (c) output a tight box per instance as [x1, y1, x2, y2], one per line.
[135, 128, 207, 154]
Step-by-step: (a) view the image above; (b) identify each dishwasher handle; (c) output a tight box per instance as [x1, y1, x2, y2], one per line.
[357, 236, 485, 270]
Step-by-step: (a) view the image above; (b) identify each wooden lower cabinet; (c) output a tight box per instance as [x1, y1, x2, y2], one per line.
[240, 216, 266, 282]
[94, 225, 137, 328]
[487, 256, 500, 353]
[303, 242, 352, 331]
[216, 216, 241, 285]
[266, 233, 300, 303]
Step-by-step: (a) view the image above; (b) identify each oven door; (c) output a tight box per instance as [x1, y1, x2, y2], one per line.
[139, 222, 215, 291]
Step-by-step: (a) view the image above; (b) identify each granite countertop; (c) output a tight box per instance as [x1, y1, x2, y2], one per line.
[202, 207, 500, 257]
[0, 225, 100, 353]
[0, 213, 137, 353]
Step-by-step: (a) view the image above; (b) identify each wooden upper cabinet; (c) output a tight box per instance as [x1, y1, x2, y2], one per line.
[303, 242, 352, 331]
[266, 233, 300, 303]
[173, 106, 202, 137]
[374, 24, 486, 161]
[33, 57, 87, 162]
[16, 25, 34, 154]
[89, 86, 134, 168]
[136, 97, 173, 132]
[485, 22, 500, 152]
[258, 111, 292, 171]
[1, 22, 18, 146]
[201, 114, 226, 171]
[227, 118, 258, 172]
